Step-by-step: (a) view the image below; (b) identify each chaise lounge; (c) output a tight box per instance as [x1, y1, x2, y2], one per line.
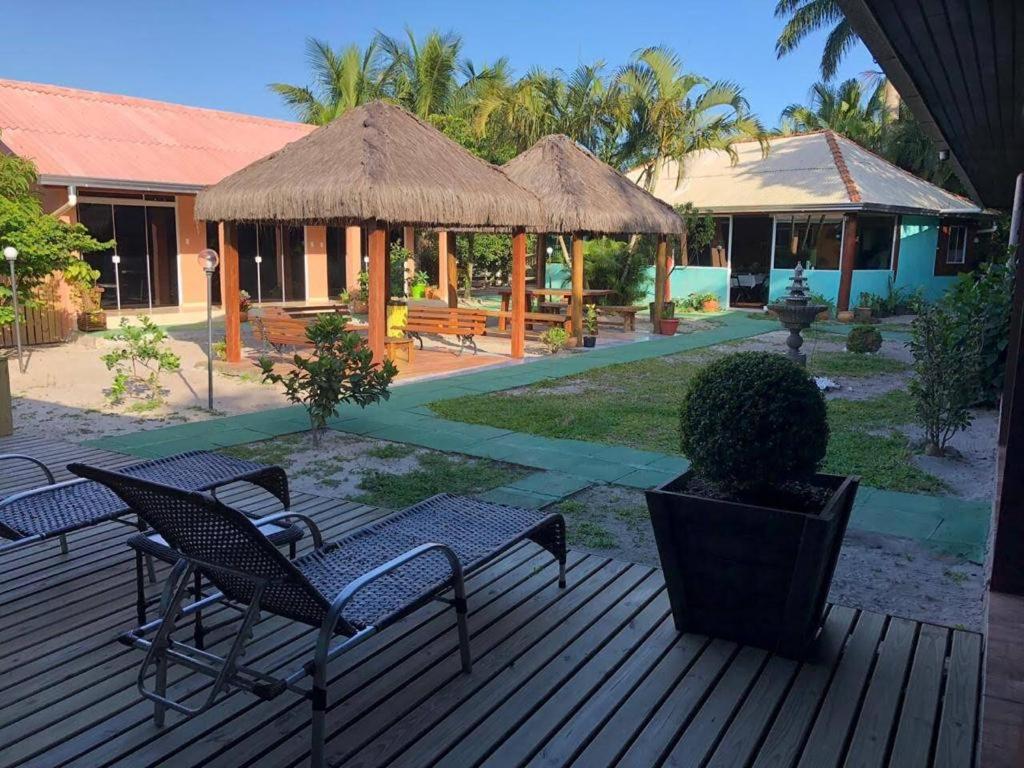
[68, 463, 567, 768]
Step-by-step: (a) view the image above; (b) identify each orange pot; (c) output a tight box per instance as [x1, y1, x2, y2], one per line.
[702, 299, 720, 312]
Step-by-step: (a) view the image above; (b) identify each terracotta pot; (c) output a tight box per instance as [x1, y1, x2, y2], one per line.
[836, 310, 855, 323]
[659, 318, 680, 336]
[702, 299, 720, 312]
[239, 311, 249, 323]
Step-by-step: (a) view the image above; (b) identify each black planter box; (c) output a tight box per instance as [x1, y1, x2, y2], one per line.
[645, 470, 858, 658]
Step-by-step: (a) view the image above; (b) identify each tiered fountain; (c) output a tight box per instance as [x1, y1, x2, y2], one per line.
[768, 263, 827, 366]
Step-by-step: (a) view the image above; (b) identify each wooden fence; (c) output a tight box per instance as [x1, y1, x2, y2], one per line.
[0, 305, 75, 348]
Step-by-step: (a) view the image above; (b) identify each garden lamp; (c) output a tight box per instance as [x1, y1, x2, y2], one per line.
[197, 248, 220, 411]
[3, 246, 22, 372]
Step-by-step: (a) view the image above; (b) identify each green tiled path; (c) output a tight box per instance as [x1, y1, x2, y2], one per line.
[87, 311, 987, 562]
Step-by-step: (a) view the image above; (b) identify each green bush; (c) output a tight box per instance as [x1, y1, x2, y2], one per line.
[581, 237, 651, 305]
[258, 314, 397, 443]
[679, 352, 829, 492]
[943, 254, 1013, 404]
[909, 305, 981, 456]
[846, 325, 882, 354]
[539, 327, 570, 354]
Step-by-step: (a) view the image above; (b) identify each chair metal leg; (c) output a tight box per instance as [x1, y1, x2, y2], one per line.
[192, 571, 205, 650]
[453, 575, 472, 674]
[135, 550, 148, 626]
[310, 661, 328, 768]
[154, 654, 168, 728]
[146, 554, 157, 584]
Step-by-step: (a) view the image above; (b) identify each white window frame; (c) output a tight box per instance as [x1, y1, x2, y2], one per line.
[946, 224, 967, 265]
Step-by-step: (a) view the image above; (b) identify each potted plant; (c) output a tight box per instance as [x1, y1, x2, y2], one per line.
[239, 290, 252, 323]
[658, 305, 680, 336]
[410, 271, 429, 299]
[349, 272, 369, 314]
[700, 292, 720, 312]
[66, 260, 106, 332]
[644, 352, 859, 658]
[855, 291, 874, 323]
[582, 304, 599, 348]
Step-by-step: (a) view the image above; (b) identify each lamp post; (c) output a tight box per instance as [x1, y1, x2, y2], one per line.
[197, 248, 220, 410]
[3, 247, 22, 372]
[545, 246, 553, 288]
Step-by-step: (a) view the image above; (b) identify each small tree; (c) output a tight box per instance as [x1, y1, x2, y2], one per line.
[257, 314, 397, 443]
[675, 202, 717, 264]
[0, 155, 111, 325]
[102, 317, 181, 404]
[909, 305, 981, 456]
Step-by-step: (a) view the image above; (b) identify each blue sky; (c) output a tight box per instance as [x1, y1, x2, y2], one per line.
[2, 0, 876, 128]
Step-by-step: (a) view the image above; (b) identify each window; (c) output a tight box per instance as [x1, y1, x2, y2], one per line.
[946, 225, 967, 264]
[690, 217, 730, 267]
[773, 217, 842, 270]
[854, 215, 896, 270]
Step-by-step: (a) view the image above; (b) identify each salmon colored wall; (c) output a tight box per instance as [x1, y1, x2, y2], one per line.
[38, 186, 79, 317]
[39, 185, 78, 224]
[175, 194, 208, 306]
[345, 226, 362, 289]
[305, 225, 329, 301]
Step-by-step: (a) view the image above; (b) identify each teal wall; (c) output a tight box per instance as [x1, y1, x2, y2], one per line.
[894, 215, 958, 301]
[668, 266, 729, 305]
[850, 271, 896, 304]
[769, 268, 840, 303]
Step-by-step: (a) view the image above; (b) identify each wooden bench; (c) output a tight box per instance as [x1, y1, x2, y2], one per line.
[400, 306, 489, 355]
[253, 307, 416, 360]
[597, 305, 640, 332]
[486, 310, 572, 338]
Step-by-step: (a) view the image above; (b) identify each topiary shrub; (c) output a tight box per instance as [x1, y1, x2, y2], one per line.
[846, 325, 882, 354]
[679, 352, 829, 493]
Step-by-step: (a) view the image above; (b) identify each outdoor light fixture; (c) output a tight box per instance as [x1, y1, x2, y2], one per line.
[197, 248, 220, 411]
[111, 253, 122, 311]
[938, 149, 950, 161]
[3, 246, 22, 371]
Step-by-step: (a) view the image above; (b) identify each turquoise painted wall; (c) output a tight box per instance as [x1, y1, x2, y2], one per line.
[769, 268, 840, 303]
[850, 271, 896, 304]
[668, 266, 729, 305]
[894, 215, 958, 301]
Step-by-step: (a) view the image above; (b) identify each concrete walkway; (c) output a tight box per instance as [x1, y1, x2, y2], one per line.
[87, 311, 988, 562]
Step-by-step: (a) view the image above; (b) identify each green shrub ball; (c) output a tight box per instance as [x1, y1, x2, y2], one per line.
[847, 325, 883, 354]
[679, 352, 829, 492]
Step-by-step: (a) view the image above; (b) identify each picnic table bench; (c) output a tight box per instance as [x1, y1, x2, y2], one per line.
[597, 305, 640, 331]
[400, 306, 489, 354]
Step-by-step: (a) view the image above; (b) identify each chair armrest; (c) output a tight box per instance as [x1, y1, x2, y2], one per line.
[314, 542, 463, 664]
[0, 455, 56, 486]
[251, 512, 323, 549]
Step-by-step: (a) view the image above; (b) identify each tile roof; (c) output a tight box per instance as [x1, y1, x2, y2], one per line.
[642, 131, 980, 216]
[0, 78, 314, 190]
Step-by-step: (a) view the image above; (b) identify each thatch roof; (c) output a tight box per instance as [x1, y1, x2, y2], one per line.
[503, 135, 684, 235]
[195, 101, 544, 229]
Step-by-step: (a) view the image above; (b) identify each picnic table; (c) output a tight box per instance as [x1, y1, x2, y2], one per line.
[494, 287, 614, 330]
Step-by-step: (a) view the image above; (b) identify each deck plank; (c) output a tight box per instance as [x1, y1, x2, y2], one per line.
[0, 436, 986, 768]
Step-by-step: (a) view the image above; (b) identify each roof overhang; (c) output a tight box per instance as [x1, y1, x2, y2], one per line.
[838, 0, 1024, 209]
[37, 174, 205, 196]
[697, 203, 985, 218]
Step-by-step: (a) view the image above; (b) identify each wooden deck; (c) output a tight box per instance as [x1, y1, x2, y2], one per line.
[0, 434, 983, 767]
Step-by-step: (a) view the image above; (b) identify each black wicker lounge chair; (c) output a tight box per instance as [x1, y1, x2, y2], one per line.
[68, 462, 567, 768]
[0, 450, 291, 557]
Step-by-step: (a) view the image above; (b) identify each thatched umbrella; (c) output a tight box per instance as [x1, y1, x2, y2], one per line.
[197, 101, 545, 362]
[503, 134, 684, 338]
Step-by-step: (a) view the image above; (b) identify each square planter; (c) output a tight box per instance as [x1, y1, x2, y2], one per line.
[645, 470, 858, 658]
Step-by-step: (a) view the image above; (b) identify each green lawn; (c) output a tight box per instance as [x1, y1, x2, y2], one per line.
[430, 350, 942, 493]
[808, 351, 909, 378]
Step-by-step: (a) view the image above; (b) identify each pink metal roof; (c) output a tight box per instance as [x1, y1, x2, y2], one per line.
[0, 78, 314, 190]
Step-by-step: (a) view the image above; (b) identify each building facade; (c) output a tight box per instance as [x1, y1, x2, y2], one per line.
[641, 131, 987, 311]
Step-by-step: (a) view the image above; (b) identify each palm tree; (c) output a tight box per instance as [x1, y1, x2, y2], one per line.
[779, 78, 885, 147]
[375, 28, 465, 119]
[774, 0, 859, 81]
[616, 47, 767, 191]
[269, 38, 383, 125]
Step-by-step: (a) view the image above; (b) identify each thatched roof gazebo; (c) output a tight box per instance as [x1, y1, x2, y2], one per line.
[503, 135, 684, 338]
[196, 101, 545, 362]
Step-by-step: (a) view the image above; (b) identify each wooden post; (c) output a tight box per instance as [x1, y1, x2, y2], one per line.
[653, 235, 668, 334]
[0, 356, 11, 436]
[511, 229, 527, 358]
[345, 226, 362, 290]
[367, 222, 387, 365]
[837, 213, 858, 313]
[535, 233, 547, 288]
[571, 233, 585, 344]
[220, 222, 242, 363]
[446, 233, 458, 308]
[437, 231, 450, 303]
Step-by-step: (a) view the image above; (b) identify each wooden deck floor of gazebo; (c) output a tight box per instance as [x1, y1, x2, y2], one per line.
[0, 434, 982, 768]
